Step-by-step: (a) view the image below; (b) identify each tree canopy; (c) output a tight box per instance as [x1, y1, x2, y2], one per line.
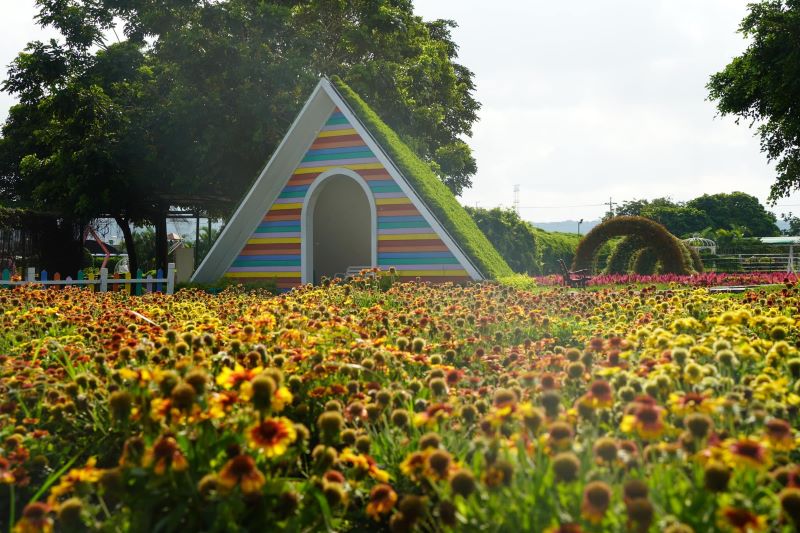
[686, 192, 779, 237]
[611, 193, 779, 237]
[707, 0, 800, 201]
[0, 0, 481, 273]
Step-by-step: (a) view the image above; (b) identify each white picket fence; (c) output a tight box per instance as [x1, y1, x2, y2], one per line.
[0, 263, 175, 294]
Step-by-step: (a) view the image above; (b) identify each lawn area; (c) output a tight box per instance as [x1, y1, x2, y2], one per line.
[2, 278, 800, 531]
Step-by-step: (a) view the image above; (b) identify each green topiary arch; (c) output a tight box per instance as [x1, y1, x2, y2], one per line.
[605, 235, 646, 274]
[573, 216, 695, 275]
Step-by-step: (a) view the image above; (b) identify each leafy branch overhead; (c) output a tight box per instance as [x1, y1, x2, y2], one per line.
[707, 0, 800, 202]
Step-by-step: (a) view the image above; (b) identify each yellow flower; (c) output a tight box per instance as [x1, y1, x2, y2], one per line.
[247, 417, 297, 458]
[144, 436, 189, 475]
[399, 451, 429, 482]
[47, 457, 103, 505]
[723, 438, 771, 470]
[340, 448, 390, 482]
[668, 392, 719, 416]
[216, 363, 263, 389]
[366, 483, 397, 520]
[620, 402, 665, 440]
[718, 506, 767, 532]
[218, 454, 266, 495]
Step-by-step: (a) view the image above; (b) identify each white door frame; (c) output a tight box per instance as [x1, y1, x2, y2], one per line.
[300, 167, 377, 284]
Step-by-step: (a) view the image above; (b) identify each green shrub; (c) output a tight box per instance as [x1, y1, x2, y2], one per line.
[497, 274, 538, 291]
[605, 235, 647, 274]
[466, 207, 541, 275]
[532, 228, 582, 274]
[632, 247, 659, 274]
[176, 278, 278, 295]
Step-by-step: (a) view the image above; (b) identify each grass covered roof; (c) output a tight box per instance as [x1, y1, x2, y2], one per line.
[329, 76, 512, 279]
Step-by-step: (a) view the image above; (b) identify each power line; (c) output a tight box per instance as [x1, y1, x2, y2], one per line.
[517, 203, 606, 209]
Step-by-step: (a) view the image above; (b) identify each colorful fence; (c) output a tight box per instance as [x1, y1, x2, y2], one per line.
[0, 263, 176, 294]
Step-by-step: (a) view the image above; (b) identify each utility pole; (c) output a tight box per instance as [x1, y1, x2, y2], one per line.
[513, 185, 520, 215]
[606, 197, 617, 218]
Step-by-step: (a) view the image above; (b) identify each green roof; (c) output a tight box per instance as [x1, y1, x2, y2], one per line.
[329, 76, 512, 279]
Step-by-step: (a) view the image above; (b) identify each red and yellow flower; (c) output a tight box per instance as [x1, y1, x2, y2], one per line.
[218, 454, 266, 495]
[247, 416, 297, 458]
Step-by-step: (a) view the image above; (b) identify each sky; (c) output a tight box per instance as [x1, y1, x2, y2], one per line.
[2, 1, 800, 223]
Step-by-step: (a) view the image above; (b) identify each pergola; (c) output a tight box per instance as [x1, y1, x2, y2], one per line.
[682, 236, 717, 255]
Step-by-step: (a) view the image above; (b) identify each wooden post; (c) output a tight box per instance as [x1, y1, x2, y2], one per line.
[86, 270, 96, 292]
[99, 268, 108, 292]
[125, 271, 132, 295]
[146, 275, 153, 294]
[26, 267, 35, 283]
[135, 269, 143, 296]
[155, 268, 163, 293]
[167, 263, 175, 295]
[1, 269, 9, 288]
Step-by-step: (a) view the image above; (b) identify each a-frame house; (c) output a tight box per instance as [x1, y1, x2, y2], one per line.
[192, 77, 511, 290]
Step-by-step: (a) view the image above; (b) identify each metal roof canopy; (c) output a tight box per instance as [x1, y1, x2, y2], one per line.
[759, 236, 800, 245]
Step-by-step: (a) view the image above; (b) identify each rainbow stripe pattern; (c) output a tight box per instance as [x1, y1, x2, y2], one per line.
[224, 109, 471, 289]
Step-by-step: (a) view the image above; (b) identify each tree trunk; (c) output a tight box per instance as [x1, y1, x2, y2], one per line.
[115, 216, 138, 276]
[154, 209, 168, 275]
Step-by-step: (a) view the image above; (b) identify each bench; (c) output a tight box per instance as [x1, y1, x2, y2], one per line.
[332, 266, 374, 280]
[558, 259, 590, 288]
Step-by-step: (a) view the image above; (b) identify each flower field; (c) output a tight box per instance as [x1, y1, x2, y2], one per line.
[2, 279, 800, 532]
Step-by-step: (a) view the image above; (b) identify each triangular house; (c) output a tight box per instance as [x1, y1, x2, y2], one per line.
[192, 77, 511, 289]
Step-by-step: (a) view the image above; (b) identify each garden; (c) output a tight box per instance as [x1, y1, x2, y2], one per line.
[2, 274, 800, 532]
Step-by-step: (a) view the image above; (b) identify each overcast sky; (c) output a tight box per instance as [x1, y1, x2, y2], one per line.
[3, 1, 800, 222]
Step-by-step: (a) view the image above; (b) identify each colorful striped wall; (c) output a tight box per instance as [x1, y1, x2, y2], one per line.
[224, 109, 472, 289]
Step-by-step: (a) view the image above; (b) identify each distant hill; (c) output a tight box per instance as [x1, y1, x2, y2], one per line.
[530, 219, 600, 235]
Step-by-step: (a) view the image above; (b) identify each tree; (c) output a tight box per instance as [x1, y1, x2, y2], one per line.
[782, 212, 800, 236]
[686, 192, 779, 236]
[640, 205, 711, 237]
[1, 0, 481, 275]
[707, 1, 800, 201]
[615, 197, 677, 217]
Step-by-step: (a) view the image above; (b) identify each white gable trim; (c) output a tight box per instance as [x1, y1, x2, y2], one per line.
[320, 80, 483, 280]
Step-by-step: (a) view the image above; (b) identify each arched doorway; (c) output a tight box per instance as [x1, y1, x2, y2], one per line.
[301, 169, 377, 284]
